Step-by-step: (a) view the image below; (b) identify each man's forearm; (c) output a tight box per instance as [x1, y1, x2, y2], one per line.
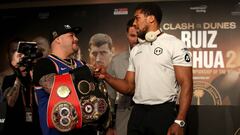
[176, 83, 193, 120]
[105, 74, 134, 95]
[4, 83, 20, 107]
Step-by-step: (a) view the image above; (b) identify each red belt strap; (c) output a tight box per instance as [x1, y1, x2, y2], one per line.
[47, 73, 82, 132]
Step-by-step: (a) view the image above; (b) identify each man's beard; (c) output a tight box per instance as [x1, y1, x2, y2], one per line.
[73, 48, 79, 54]
[72, 40, 79, 52]
[137, 27, 147, 40]
[72, 44, 80, 54]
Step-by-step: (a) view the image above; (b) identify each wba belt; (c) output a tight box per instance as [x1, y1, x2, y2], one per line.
[47, 65, 111, 132]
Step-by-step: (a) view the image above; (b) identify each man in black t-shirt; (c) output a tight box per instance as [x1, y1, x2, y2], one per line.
[33, 25, 100, 135]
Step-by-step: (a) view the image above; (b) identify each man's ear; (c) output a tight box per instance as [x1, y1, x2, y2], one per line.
[110, 46, 115, 55]
[147, 15, 155, 24]
[55, 36, 61, 44]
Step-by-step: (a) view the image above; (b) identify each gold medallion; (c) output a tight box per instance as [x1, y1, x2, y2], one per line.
[57, 85, 71, 98]
[78, 80, 91, 95]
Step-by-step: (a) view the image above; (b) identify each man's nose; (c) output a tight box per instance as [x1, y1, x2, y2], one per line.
[133, 19, 137, 27]
[74, 35, 79, 41]
[96, 53, 101, 61]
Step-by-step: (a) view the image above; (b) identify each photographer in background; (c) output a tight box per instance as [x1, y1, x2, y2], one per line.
[1, 38, 42, 135]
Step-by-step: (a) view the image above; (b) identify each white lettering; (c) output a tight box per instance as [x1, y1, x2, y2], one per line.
[181, 30, 217, 48]
[192, 51, 224, 68]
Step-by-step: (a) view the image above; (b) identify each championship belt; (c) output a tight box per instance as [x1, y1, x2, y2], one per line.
[70, 65, 111, 129]
[47, 74, 82, 132]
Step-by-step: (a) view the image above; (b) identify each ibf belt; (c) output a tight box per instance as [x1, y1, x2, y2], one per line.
[47, 74, 82, 132]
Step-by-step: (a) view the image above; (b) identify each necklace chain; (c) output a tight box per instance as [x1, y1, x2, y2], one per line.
[50, 54, 75, 69]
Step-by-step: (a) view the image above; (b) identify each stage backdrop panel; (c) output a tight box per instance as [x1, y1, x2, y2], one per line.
[0, 1, 240, 135]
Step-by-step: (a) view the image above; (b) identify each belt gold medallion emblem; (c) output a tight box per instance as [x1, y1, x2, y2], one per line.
[57, 85, 71, 98]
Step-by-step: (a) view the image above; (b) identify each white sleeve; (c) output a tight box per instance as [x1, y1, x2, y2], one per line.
[172, 39, 192, 67]
[127, 49, 135, 72]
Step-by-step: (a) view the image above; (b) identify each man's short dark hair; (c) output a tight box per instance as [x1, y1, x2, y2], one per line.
[126, 18, 135, 32]
[135, 2, 162, 24]
[89, 33, 113, 50]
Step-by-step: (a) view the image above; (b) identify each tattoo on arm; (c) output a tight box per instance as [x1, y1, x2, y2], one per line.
[39, 73, 55, 93]
[3, 85, 20, 107]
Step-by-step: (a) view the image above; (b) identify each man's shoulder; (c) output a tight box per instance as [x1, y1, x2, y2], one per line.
[1, 73, 16, 90]
[33, 57, 54, 71]
[159, 33, 179, 40]
[35, 57, 52, 64]
[158, 33, 185, 46]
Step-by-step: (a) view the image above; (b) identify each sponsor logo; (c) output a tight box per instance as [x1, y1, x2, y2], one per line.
[113, 8, 128, 15]
[60, 67, 67, 70]
[154, 47, 163, 55]
[185, 53, 191, 62]
[0, 118, 5, 123]
[190, 5, 207, 13]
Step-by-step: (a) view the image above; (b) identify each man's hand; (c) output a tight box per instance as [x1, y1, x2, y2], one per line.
[167, 123, 184, 135]
[93, 64, 108, 79]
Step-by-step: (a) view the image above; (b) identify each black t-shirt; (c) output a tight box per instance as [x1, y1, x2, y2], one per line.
[33, 56, 76, 86]
[1, 73, 42, 135]
[33, 58, 57, 86]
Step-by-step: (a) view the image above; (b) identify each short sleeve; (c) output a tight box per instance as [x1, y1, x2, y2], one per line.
[172, 40, 192, 67]
[127, 50, 135, 72]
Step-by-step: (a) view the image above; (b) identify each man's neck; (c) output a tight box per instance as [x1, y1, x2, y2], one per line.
[51, 51, 69, 60]
[148, 23, 160, 32]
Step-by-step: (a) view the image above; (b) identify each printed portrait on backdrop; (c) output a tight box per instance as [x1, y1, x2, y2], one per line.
[88, 33, 114, 67]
